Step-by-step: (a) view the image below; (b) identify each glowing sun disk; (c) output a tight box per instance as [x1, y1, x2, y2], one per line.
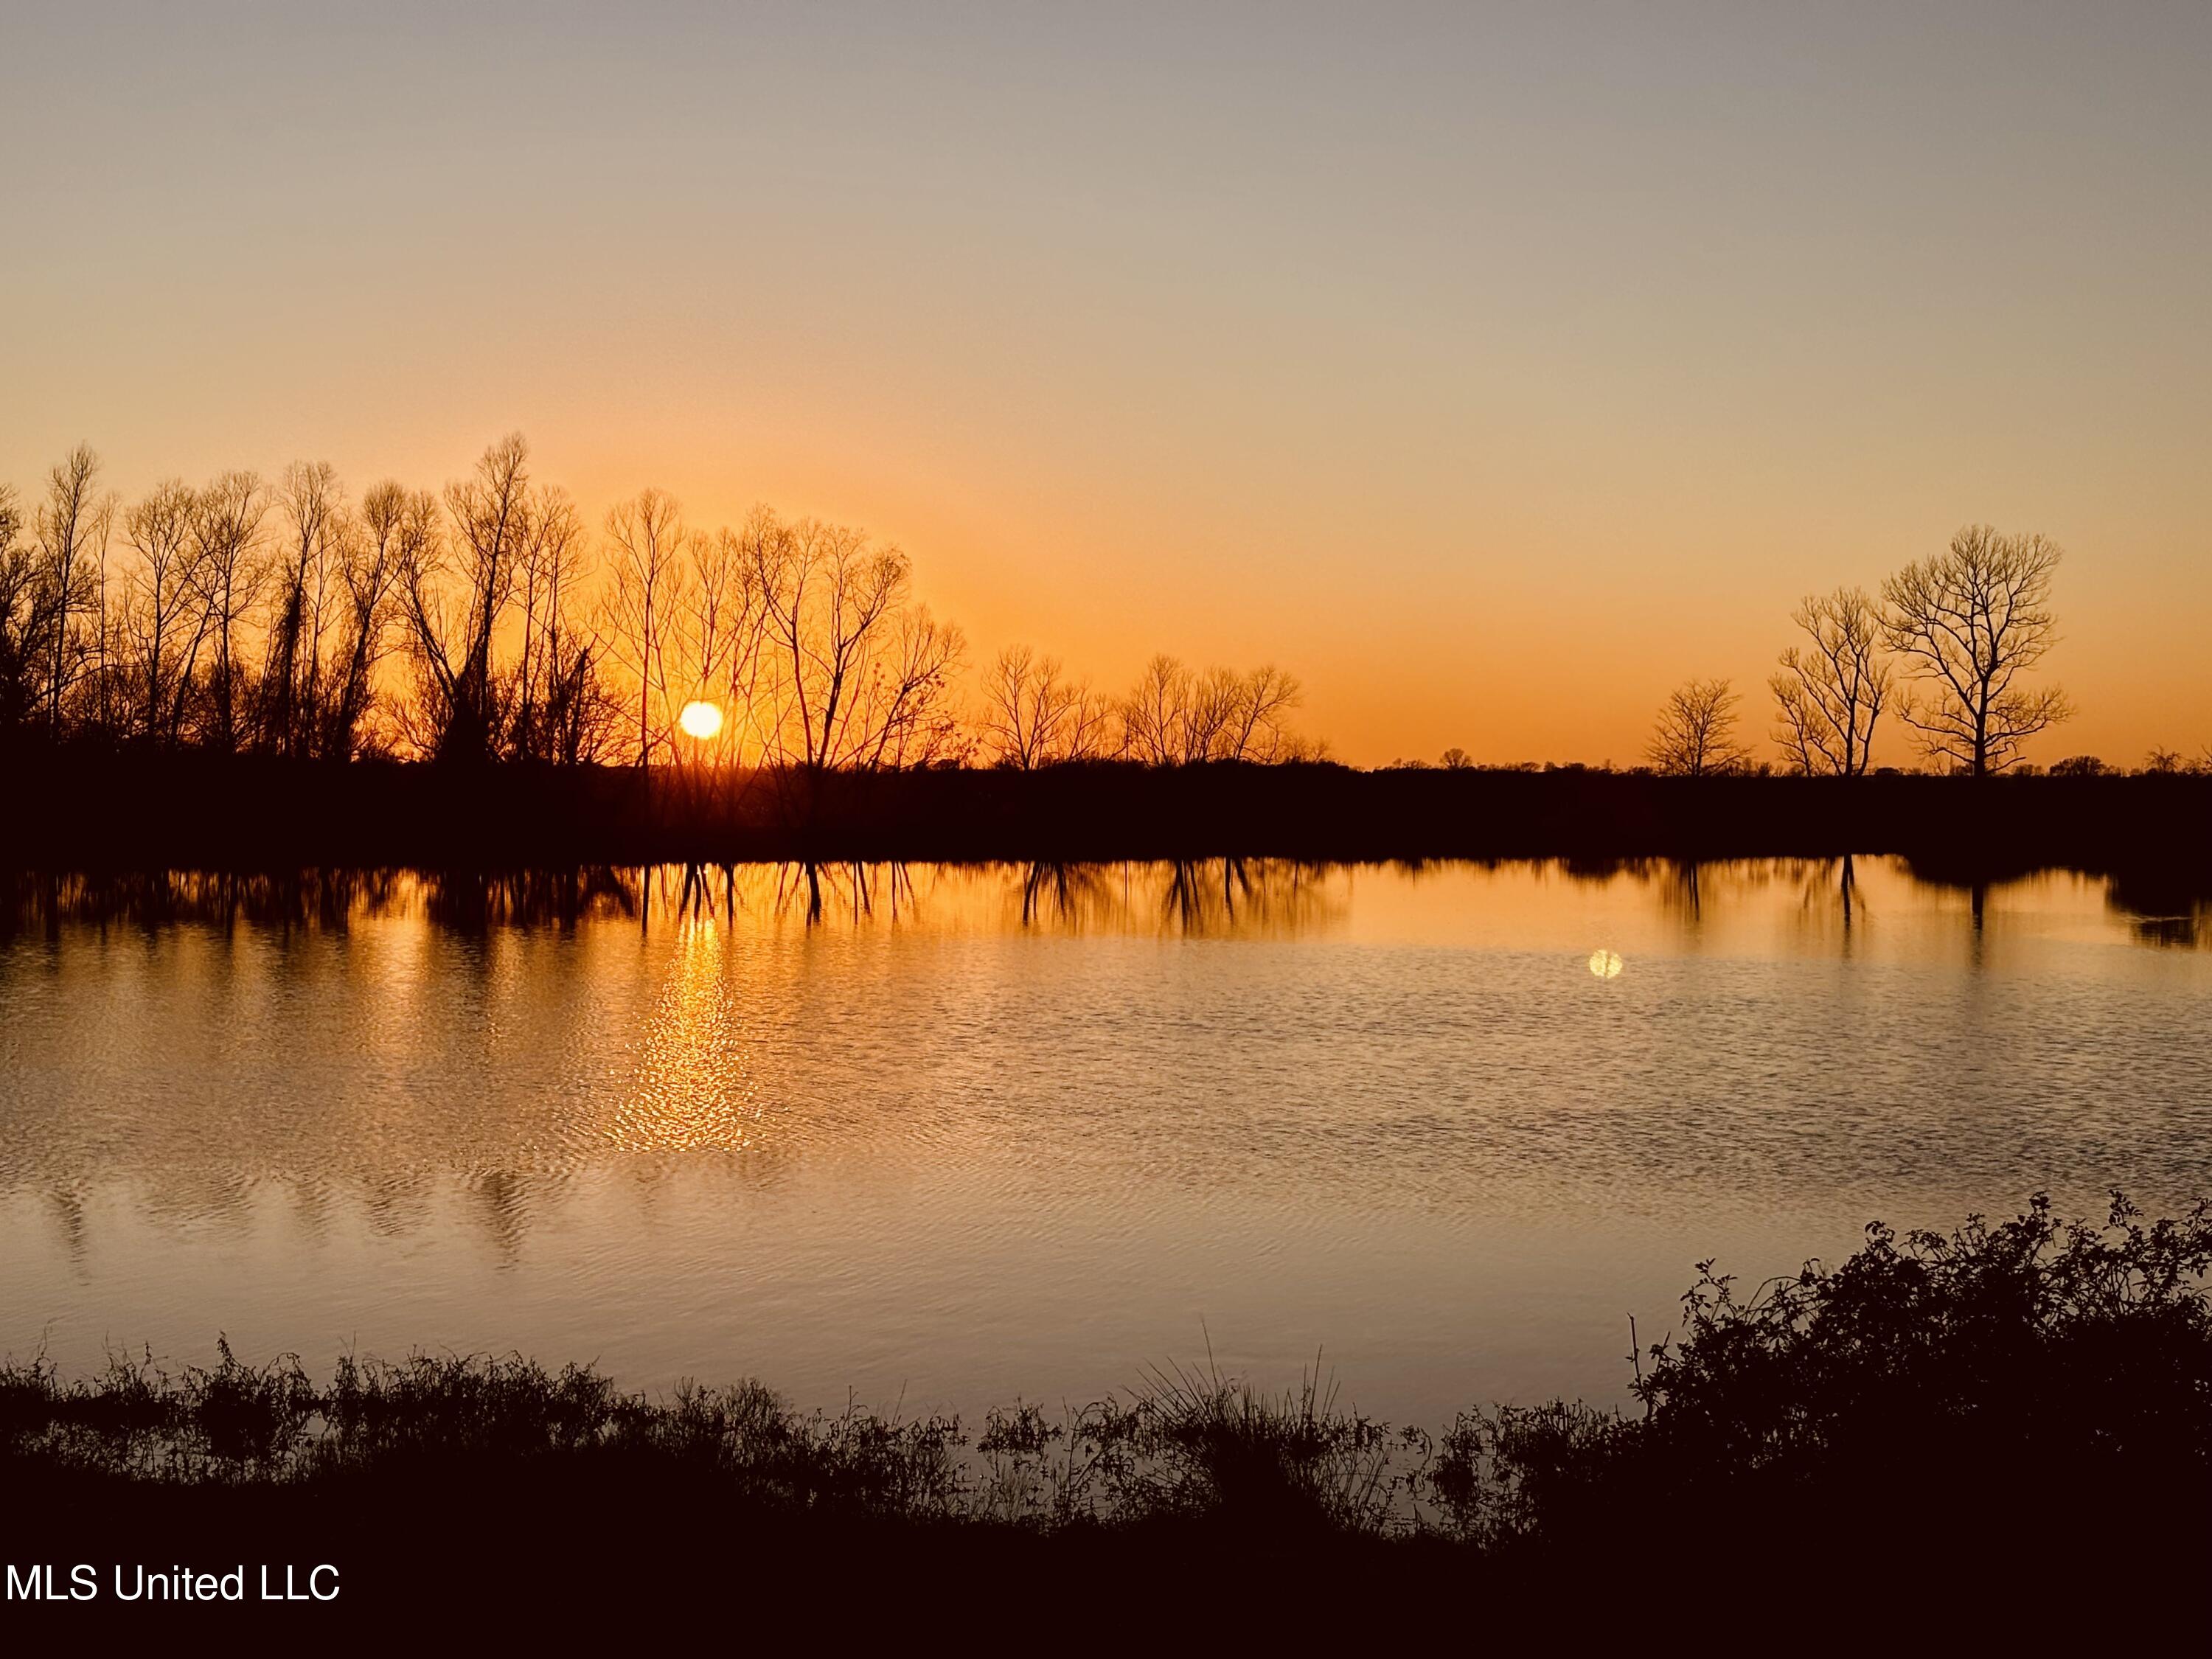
[678, 700, 725, 740]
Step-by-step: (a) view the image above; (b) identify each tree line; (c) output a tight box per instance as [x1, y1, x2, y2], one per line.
[4, 448, 2191, 782]
[1646, 526, 2103, 778]
[0, 436, 1317, 772]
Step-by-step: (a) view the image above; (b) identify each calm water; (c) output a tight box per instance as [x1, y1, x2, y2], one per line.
[3, 858, 2208, 1427]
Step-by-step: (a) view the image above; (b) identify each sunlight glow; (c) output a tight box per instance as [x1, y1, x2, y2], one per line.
[605, 915, 768, 1153]
[677, 700, 725, 741]
[1587, 949, 1624, 980]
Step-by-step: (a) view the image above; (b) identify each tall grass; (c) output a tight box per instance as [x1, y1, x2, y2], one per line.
[2, 1347, 1420, 1532]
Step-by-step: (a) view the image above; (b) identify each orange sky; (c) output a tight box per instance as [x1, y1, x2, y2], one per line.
[4, 3, 2208, 766]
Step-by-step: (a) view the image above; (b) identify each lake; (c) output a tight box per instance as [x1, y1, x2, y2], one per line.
[3, 858, 2208, 1429]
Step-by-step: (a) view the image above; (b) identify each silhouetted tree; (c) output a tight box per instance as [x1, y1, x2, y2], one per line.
[1219, 665, 1303, 761]
[2048, 754, 2110, 777]
[120, 479, 209, 745]
[1771, 586, 1889, 776]
[857, 604, 968, 768]
[1061, 679, 1115, 763]
[1648, 677, 1750, 776]
[538, 639, 622, 765]
[1883, 526, 2072, 776]
[33, 445, 114, 734]
[326, 481, 423, 758]
[262, 461, 349, 759]
[508, 488, 605, 764]
[1120, 654, 1189, 765]
[1179, 665, 1243, 762]
[0, 483, 54, 735]
[187, 470, 270, 754]
[695, 517, 782, 768]
[672, 523, 763, 764]
[982, 645, 1099, 768]
[602, 487, 690, 768]
[746, 512, 965, 772]
[1115, 657, 1307, 765]
[403, 435, 529, 765]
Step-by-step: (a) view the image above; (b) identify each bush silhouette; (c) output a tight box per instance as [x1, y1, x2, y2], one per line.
[1449, 1192, 2212, 1557]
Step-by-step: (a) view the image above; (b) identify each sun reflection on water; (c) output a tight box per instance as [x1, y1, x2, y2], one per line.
[605, 916, 770, 1154]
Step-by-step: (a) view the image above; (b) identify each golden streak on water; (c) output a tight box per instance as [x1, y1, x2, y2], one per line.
[607, 916, 768, 1152]
[1587, 948, 1624, 979]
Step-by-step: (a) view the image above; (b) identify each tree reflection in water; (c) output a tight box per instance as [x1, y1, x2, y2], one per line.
[6, 855, 2212, 1412]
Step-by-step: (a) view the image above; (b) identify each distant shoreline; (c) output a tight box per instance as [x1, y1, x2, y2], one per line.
[2, 755, 2207, 877]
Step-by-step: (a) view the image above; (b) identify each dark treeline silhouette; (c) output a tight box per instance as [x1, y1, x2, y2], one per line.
[10, 440, 2207, 895]
[18, 439, 2197, 787]
[4, 753, 2211, 873]
[0, 437, 1318, 776]
[7, 1194, 2209, 1635]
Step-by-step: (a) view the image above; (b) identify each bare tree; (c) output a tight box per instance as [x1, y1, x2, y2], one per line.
[0, 483, 55, 734]
[1882, 526, 2072, 776]
[327, 481, 428, 758]
[508, 488, 596, 762]
[981, 644, 1089, 768]
[1220, 664, 1303, 761]
[477, 478, 618, 769]
[539, 639, 622, 765]
[601, 487, 692, 768]
[852, 605, 967, 768]
[402, 434, 529, 765]
[608, 517, 774, 768]
[1441, 746, 1474, 770]
[262, 460, 349, 758]
[1060, 681, 1115, 762]
[1649, 677, 1751, 776]
[1116, 654, 1309, 764]
[1180, 665, 1246, 762]
[745, 514, 958, 772]
[1770, 586, 1891, 776]
[34, 444, 115, 732]
[692, 515, 786, 769]
[1120, 653, 1190, 765]
[681, 524, 762, 748]
[186, 470, 269, 754]
[121, 479, 210, 744]
[89, 520, 122, 738]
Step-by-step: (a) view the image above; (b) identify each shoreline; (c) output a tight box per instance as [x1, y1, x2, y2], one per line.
[10, 1190, 2212, 1631]
[3, 757, 2208, 875]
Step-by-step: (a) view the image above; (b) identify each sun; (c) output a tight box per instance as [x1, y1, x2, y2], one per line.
[1587, 948, 1624, 980]
[677, 700, 725, 741]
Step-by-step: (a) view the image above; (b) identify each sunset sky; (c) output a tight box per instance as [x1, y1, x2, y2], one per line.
[4, 1, 2208, 765]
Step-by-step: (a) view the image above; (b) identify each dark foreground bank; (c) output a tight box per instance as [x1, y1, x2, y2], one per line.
[3, 751, 2211, 872]
[7, 1195, 2211, 1635]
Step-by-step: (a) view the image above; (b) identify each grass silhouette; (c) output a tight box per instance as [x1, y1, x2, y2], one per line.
[10, 1192, 2212, 1635]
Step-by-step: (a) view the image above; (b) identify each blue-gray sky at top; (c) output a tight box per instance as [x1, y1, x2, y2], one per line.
[3, 1, 2207, 762]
